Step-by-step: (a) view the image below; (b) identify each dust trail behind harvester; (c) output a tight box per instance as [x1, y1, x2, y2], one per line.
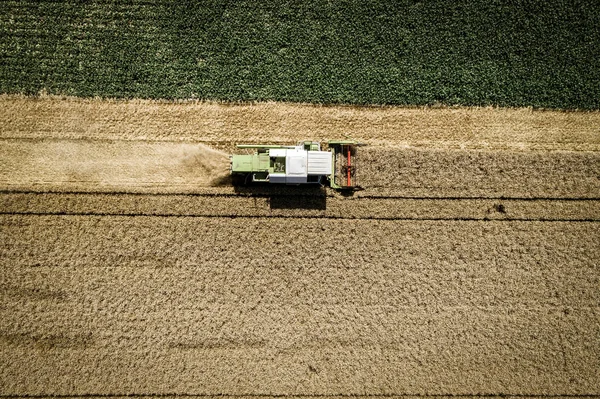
[171, 143, 231, 186]
[0, 140, 231, 193]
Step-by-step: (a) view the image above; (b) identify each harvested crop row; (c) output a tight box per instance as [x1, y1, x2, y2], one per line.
[3, 139, 599, 198]
[0, 139, 231, 192]
[2, 193, 599, 221]
[1, 214, 599, 394]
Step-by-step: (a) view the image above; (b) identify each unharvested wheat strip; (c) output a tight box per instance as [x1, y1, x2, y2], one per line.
[1, 264, 597, 311]
[358, 147, 600, 198]
[0, 192, 270, 217]
[2, 343, 591, 395]
[3, 301, 593, 347]
[2, 95, 600, 151]
[327, 198, 600, 221]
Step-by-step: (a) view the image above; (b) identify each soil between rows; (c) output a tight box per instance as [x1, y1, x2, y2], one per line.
[1, 192, 599, 221]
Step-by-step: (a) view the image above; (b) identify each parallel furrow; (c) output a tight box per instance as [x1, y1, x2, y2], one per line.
[1, 193, 599, 221]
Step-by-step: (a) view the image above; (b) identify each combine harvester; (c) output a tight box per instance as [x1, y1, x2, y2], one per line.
[230, 140, 363, 191]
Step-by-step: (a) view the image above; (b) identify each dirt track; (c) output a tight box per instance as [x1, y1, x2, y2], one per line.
[1, 96, 599, 396]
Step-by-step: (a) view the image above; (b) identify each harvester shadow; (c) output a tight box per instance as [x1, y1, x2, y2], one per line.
[233, 184, 327, 211]
[211, 174, 234, 186]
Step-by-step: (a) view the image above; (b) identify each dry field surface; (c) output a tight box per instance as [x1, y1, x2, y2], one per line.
[1, 96, 599, 397]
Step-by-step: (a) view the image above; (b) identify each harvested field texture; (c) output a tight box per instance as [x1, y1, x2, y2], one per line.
[2, 216, 599, 395]
[1, 96, 599, 397]
[0, 140, 230, 192]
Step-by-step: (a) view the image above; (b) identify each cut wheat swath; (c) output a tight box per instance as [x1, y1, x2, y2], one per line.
[0, 140, 230, 193]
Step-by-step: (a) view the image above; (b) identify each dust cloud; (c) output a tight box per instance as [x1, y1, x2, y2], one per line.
[176, 143, 231, 186]
[0, 140, 233, 192]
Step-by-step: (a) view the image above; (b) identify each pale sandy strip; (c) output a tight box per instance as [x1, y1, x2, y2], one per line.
[1, 95, 599, 151]
[0, 139, 231, 191]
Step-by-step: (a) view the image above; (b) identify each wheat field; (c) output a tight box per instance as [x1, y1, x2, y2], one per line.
[1, 96, 599, 396]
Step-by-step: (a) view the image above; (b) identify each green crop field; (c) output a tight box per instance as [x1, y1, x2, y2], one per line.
[1, 0, 599, 108]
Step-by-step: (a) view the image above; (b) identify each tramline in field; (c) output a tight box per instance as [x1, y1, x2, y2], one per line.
[230, 141, 363, 190]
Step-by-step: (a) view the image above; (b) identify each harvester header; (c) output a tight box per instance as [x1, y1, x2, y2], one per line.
[230, 140, 363, 190]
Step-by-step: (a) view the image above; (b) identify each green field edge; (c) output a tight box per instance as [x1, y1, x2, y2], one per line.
[3, 93, 600, 114]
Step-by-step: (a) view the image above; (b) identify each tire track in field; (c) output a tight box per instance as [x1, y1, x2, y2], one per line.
[0, 396, 598, 399]
[1, 192, 599, 221]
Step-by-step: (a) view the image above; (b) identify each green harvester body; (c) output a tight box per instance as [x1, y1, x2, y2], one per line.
[230, 140, 362, 190]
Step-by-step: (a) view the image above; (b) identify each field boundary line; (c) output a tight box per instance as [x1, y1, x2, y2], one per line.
[1, 190, 599, 201]
[0, 394, 598, 398]
[2, 211, 599, 223]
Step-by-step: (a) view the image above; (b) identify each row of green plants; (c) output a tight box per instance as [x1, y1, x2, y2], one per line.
[1, 0, 598, 108]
